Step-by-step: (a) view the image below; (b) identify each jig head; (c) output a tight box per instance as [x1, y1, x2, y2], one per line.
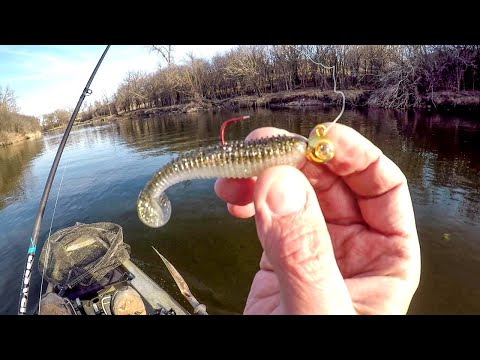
[306, 124, 334, 163]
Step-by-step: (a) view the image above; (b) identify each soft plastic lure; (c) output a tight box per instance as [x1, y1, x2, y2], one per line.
[137, 123, 334, 228]
[138, 46, 346, 228]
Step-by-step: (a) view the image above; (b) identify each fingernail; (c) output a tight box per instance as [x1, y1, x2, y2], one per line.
[266, 175, 307, 216]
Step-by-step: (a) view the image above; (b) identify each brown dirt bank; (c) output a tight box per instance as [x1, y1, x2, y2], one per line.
[219, 89, 370, 109]
[0, 131, 42, 147]
[103, 88, 480, 121]
[424, 90, 480, 114]
[120, 89, 370, 120]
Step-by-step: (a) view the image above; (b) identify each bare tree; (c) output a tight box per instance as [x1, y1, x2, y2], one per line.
[150, 45, 175, 66]
[102, 92, 113, 116]
[179, 53, 210, 101]
[42, 109, 72, 130]
[224, 46, 266, 96]
[0, 85, 19, 113]
[368, 52, 422, 110]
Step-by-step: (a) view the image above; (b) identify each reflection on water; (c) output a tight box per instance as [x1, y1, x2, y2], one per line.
[0, 139, 44, 211]
[0, 107, 479, 314]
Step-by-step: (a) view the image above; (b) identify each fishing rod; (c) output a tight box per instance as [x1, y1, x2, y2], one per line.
[18, 45, 111, 315]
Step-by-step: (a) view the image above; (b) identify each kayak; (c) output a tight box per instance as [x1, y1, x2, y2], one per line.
[37, 222, 191, 315]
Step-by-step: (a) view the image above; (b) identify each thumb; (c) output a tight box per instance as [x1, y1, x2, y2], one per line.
[254, 166, 355, 314]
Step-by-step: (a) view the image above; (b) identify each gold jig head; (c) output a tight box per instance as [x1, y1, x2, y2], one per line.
[306, 124, 334, 163]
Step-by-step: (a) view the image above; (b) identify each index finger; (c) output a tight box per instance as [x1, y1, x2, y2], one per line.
[317, 123, 416, 237]
[317, 122, 407, 198]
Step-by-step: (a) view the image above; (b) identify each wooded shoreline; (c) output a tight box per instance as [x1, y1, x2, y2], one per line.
[2, 87, 479, 146]
[3, 45, 479, 146]
[109, 87, 480, 120]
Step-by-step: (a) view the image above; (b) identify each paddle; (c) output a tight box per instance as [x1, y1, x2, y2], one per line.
[151, 246, 208, 315]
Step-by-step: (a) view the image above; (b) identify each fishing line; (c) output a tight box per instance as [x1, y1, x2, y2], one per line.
[18, 45, 110, 315]
[288, 45, 346, 133]
[38, 162, 68, 314]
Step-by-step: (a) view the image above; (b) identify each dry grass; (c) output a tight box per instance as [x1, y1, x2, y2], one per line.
[427, 90, 480, 107]
[0, 110, 42, 146]
[0, 130, 41, 147]
[221, 88, 370, 109]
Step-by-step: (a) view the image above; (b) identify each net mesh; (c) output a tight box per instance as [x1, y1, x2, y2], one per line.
[38, 222, 131, 289]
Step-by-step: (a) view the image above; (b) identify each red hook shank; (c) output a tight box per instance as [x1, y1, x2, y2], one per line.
[219, 116, 251, 145]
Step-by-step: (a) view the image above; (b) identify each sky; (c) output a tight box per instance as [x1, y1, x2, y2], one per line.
[0, 45, 237, 119]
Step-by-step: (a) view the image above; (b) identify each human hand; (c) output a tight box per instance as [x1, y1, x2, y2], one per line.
[214, 123, 420, 314]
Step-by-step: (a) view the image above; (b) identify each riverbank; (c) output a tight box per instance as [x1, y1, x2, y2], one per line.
[425, 90, 480, 114]
[120, 89, 369, 119]
[0, 130, 42, 147]
[113, 88, 480, 120]
[43, 116, 111, 133]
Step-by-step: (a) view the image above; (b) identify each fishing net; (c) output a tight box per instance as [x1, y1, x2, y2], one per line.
[38, 222, 131, 290]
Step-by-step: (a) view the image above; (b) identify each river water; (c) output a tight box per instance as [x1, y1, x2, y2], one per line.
[1, 107, 479, 314]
